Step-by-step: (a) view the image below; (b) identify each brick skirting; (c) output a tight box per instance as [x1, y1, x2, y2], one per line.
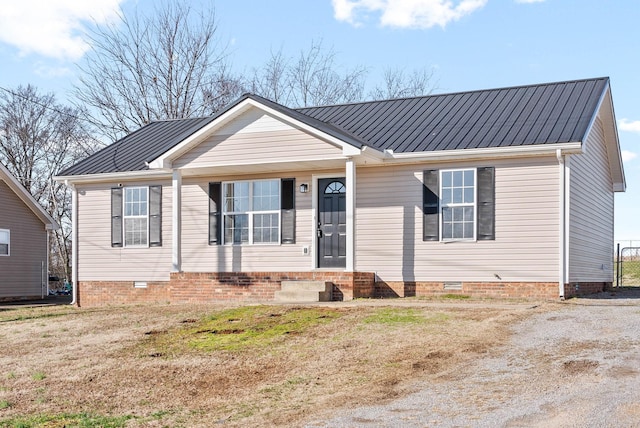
[375, 281, 607, 300]
[76, 275, 612, 307]
[77, 271, 376, 307]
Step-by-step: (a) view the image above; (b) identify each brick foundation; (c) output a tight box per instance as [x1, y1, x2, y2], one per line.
[376, 281, 561, 299]
[77, 271, 376, 307]
[76, 275, 613, 307]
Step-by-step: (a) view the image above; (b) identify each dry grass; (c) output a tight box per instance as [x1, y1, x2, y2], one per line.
[0, 300, 542, 427]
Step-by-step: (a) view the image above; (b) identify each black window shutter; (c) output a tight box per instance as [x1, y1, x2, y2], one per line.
[149, 185, 162, 247]
[477, 167, 495, 241]
[209, 182, 221, 245]
[281, 178, 295, 244]
[111, 188, 123, 247]
[423, 170, 439, 241]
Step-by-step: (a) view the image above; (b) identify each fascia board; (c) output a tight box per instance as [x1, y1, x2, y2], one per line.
[54, 170, 173, 185]
[383, 142, 584, 164]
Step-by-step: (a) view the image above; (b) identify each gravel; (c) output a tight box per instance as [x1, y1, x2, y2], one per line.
[308, 289, 640, 427]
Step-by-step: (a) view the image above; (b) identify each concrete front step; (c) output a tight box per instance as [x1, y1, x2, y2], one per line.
[275, 281, 332, 302]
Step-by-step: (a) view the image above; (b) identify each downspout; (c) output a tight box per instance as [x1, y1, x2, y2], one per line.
[69, 183, 78, 306]
[557, 149, 566, 299]
[44, 230, 50, 298]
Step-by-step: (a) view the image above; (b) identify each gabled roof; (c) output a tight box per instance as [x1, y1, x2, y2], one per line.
[0, 163, 59, 230]
[57, 77, 615, 178]
[297, 77, 610, 153]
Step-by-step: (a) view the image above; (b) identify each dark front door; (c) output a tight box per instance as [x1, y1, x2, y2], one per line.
[318, 178, 346, 268]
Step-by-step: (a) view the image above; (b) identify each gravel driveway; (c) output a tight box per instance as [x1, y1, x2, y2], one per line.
[309, 288, 640, 427]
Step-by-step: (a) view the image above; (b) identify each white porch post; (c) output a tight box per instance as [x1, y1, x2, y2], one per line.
[346, 159, 356, 271]
[172, 169, 182, 272]
[70, 184, 78, 305]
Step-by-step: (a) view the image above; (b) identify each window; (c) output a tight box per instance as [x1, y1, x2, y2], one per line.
[223, 179, 280, 244]
[423, 167, 495, 242]
[0, 229, 9, 256]
[124, 187, 148, 246]
[111, 185, 162, 248]
[441, 169, 475, 240]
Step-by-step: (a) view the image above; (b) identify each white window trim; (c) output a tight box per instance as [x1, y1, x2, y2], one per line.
[439, 168, 477, 242]
[0, 229, 9, 256]
[123, 186, 149, 248]
[222, 179, 281, 246]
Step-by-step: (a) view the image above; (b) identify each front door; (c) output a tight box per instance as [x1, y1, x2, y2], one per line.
[318, 178, 346, 268]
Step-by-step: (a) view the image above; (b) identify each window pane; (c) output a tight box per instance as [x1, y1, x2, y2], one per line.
[442, 171, 452, 187]
[453, 223, 463, 239]
[464, 222, 474, 239]
[464, 206, 474, 221]
[253, 213, 279, 243]
[453, 171, 463, 187]
[463, 188, 474, 204]
[453, 188, 463, 203]
[442, 207, 452, 222]
[224, 214, 248, 244]
[225, 182, 249, 212]
[453, 207, 463, 221]
[464, 169, 474, 186]
[0, 244, 7, 255]
[252, 180, 279, 211]
[442, 223, 452, 239]
[125, 218, 148, 246]
[441, 188, 451, 204]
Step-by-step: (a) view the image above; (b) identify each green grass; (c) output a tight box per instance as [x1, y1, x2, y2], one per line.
[440, 294, 471, 300]
[363, 308, 425, 324]
[0, 401, 10, 410]
[31, 372, 46, 381]
[0, 413, 133, 428]
[151, 306, 343, 353]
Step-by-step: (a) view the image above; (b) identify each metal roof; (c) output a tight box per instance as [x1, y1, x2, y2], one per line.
[297, 77, 609, 153]
[59, 116, 216, 176]
[58, 77, 609, 176]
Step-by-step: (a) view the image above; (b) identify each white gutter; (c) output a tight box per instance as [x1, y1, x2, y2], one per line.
[70, 183, 78, 306]
[385, 142, 583, 164]
[557, 149, 566, 299]
[54, 169, 173, 185]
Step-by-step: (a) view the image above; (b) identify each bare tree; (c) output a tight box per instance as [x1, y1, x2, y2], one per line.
[251, 40, 368, 107]
[369, 67, 438, 100]
[74, 2, 243, 140]
[0, 85, 97, 282]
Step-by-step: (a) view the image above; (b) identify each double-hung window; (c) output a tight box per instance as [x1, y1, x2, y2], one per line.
[423, 167, 495, 242]
[440, 169, 476, 240]
[111, 185, 162, 248]
[0, 229, 9, 256]
[223, 179, 280, 244]
[124, 187, 148, 246]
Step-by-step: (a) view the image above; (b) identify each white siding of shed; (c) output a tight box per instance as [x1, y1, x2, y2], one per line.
[76, 181, 173, 281]
[355, 158, 560, 283]
[568, 117, 615, 282]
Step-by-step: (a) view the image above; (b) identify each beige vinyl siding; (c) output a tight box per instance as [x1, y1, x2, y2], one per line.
[76, 181, 172, 281]
[173, 110, 344, 169]
[0, 181, 47, 298]
[181, 172, 318, 272]
[355, 158, 560, 283]
[568, 116, 615, 282]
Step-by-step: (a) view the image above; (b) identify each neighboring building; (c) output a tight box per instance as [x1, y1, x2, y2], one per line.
[56, 77, 625, 307]
[0, 163, 59, 301]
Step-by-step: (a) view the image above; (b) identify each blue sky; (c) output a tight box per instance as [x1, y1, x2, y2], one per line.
[0, 0, 638, 241]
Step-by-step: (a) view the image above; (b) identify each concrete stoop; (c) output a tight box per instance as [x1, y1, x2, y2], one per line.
[274, 281, 333, 302]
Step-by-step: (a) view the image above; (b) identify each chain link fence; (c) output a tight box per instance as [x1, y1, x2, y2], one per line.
[615, 240, 640, 287]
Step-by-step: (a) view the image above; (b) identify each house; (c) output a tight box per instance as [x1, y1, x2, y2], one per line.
[55, 77, 625, 307]
[0, 163, 59, 301]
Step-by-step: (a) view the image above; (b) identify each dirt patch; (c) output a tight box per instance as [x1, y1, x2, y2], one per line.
[0, 301, 538, 427]
[562, 359, 600, 374]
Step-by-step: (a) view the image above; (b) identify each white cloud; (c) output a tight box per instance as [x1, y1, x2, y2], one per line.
[619, 118, 640, 133]
[0, 0, 123, 61]
[332, 0, 488, 29]
[622, 150, 637, 163]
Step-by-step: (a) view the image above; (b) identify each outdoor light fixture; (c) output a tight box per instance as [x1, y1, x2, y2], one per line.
[299, 183, 309, 193]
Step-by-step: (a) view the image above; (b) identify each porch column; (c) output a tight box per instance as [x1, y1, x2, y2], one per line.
[172, 169, 182, 272]
[346, 159, 356, 271]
